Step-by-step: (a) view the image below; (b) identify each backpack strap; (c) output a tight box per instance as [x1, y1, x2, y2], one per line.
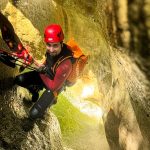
[52, 55, 73, 74]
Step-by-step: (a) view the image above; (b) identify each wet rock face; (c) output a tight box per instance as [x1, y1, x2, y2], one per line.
[0, 1, 64, 149]
[106, 0, 150, 80]
[0, 0, 150, 150]
[106, 0, 150, 55]
[0, 80, 63, 149]
[103, 49, 150, 150]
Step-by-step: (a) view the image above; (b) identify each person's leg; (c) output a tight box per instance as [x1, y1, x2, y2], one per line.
[14, 71, 43, 87]
[22, 89, 56, 132]
[14, 71, 44, 102]
[29, 89, 56, 119]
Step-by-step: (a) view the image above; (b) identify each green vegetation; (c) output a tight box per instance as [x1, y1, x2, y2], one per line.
[51, 94, 98, 139]
[51, 94, 108, 150]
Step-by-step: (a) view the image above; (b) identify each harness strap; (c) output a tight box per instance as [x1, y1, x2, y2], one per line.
[52, 55, 73, 74]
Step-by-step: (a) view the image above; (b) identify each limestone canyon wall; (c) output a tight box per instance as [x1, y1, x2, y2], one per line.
[0, 0, 150, 150]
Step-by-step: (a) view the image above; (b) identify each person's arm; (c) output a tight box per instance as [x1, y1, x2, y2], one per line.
[33, 59, 46, 67]
[0, 12, 22, 51]
[40, 59, 72, 91]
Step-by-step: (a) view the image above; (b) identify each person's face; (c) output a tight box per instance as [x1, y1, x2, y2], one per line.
[46, 42, 62, 56]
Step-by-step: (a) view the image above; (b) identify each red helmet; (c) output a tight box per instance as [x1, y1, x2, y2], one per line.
[44, 24, 64, 43]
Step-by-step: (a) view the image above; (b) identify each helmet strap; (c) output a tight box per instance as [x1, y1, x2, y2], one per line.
[60, 42, 63, 48]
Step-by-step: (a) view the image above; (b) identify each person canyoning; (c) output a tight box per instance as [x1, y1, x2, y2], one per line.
[14, 24, 74, 131]
[0, 12, 88, 132]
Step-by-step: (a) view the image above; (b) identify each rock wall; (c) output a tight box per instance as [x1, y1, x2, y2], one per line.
[0, 0, 150, 150]
[106, 0, 150, 80]
[0, 1, 64, 149]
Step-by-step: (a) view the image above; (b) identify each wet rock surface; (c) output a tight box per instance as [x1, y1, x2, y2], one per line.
[0, 0, 150, 149]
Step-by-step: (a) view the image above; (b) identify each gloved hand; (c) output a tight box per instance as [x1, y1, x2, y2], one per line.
[37, 65, 54, 79]
[37, 65, 47, 73]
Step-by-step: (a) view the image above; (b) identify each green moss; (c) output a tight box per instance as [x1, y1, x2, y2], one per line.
[51, 94, 97, 138]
